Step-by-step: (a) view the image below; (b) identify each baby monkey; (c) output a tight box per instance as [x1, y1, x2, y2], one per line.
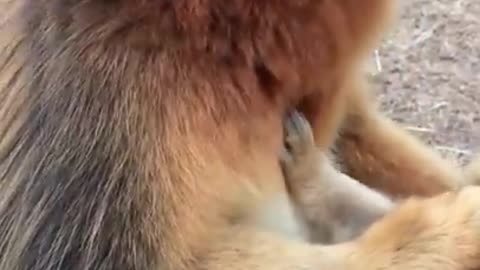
[281, 111, 395, 244]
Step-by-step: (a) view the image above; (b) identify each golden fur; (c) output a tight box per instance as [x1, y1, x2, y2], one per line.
[325, 71, 467, 197]
[282, 111, 394, 244]
[282, 111, 480, 246]
[0, 0, 480, 270]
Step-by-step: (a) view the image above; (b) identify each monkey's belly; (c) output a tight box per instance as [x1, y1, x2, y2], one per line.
[252, 192, 309, 242]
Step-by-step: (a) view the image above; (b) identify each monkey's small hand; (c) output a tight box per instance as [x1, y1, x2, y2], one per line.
[280, 110, 317, 183]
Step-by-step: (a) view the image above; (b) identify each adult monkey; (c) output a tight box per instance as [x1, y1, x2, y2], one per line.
[1, 1, 480, 270]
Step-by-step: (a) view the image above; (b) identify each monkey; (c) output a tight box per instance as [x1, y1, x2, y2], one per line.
[2, 1, 480, 270]
[281, 110, 395, 244]
[282, 111, 480, 245]
[281, 111, 480, 245]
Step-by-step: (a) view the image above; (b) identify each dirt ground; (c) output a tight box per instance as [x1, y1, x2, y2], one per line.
[373, 0, 480, 165]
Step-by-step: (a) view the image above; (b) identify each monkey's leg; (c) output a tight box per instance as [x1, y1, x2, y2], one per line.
[200, 187, 480, 270]
[281, 111, 394, 244]
[333, 76, 462, 197]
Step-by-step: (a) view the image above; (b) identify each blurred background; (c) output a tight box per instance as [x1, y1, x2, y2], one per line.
[374, 0, 480, 165]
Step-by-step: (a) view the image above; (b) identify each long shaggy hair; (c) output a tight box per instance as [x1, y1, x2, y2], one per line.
[0, 1, 394, 269]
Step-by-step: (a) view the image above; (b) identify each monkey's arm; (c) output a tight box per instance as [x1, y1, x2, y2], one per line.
[276, 112, 480, 270]
[282, 111, 394, 244]
[200, 188, 480, 270]
[333, 77, 462, 197]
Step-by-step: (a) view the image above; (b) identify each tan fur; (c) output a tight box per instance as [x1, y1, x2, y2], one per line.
[1, 1, 480, 270]
[465, 155, 480, 185]
[331, 74, 464, 197]
[282, 111, 394, 244]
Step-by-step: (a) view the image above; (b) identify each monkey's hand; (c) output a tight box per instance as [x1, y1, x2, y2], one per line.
[280, 110, 394, 244]
[280, 110, 317, 185]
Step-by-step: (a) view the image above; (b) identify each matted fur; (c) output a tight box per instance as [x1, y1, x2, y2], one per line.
[1, 1, 480, 270]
